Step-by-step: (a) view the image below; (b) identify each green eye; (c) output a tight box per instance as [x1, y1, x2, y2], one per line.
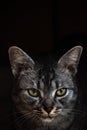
[28, 88, 39, 97]
[56, 88, 67, 97]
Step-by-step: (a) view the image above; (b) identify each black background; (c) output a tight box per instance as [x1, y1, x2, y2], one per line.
[0, 0, 87, 130]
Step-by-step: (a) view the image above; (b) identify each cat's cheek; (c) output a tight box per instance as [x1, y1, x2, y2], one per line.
[19, 91, 34, 103]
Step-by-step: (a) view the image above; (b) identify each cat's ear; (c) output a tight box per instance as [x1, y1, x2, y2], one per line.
[58, 46, 83, 75]
[8, 46, 35, 77]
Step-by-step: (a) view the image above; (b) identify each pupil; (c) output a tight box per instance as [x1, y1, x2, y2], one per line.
[60, 89, 63, 93]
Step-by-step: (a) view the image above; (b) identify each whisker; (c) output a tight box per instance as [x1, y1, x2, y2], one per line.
[17, 113, 35, 127]
[61, 108, 87, 117]
[65, 108, 87, 114]
[20, 113, 39, 127]
[7, 109, 41, 129]
[14, 113, 34, 128]
[8, 111, 34, 127]
[7, 110, 31, 117]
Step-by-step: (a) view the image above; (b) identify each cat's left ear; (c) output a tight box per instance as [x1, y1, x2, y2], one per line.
[58, 46, 83, 76]
[8, 46, 35, 78]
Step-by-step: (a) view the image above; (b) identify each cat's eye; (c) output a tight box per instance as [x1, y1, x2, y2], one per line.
[56, 88, 67, 97]
[28, 88, 39, 97]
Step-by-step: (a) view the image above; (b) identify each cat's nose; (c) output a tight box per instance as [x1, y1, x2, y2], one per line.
[43, 99, 53, 113]
[44, 106, 53, 113]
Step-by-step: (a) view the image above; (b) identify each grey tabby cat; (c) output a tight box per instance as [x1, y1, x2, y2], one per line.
[8, 46, 83, 130]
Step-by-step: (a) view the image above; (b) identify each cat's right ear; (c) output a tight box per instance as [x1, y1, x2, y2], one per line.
[8, 46, 35, 78]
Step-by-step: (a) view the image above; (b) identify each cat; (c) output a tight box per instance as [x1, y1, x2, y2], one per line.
[8, 46, 83, 130]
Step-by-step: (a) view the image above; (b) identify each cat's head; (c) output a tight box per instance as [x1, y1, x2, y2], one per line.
[8, 46, 83, 129]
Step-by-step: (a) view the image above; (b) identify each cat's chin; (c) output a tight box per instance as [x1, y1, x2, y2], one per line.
[40, 117, 54, 123]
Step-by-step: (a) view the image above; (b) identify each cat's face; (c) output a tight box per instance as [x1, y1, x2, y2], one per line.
[8, 46, 83, 129]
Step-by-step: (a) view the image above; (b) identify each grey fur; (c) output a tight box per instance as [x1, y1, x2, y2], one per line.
[8, 46, 83, 130]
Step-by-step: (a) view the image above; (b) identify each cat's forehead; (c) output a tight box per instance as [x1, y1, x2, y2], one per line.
[37, 65, 74, 89]
[39, 68, 55, 80]
[19, 64, 74, 90]
[38, 65, 56, 80]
